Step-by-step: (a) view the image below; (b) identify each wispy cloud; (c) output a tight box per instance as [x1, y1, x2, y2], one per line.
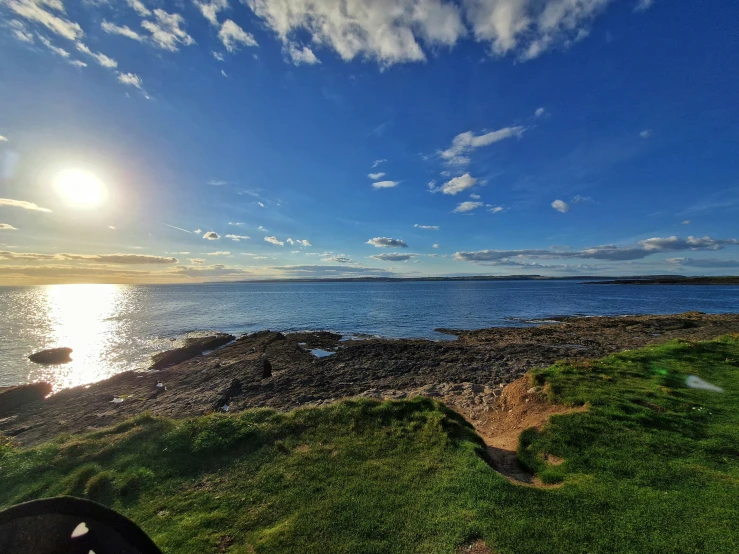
[287, 43, 319, 65]
[194, 0, 229, 26]
[126, 0, 151, 17]
[440, 126, 525, 165]
[219, 19, 257, 52]
[76, 43, 117, 68]
[430, 173, 478, 195]
[161, 222, 192, 233]
[102, 21, 143, 41]
[370, 253, 416, 262]
[414, 224, 439, 230]
[366, 237, 408, 248]
[264, 236, 284, 246]
[117, 72, 143, 88]
[5, 0, 83, 40]
[453, 201, 483, 213]
[38, 34, 69, 57]
[203, 231, 220, 240]
[454, 236, 739, 263]
[0, 224, 18, 230]
[207, 250, 231, 256]
[551, 199, 570, 213]
[225, 234, 250, 241]
[142, 9, 195, 52]
[535, 107, 545, 117]
[371, 159, 386, 168]
[372, 180, 399, 189]
[0, 198, 52, 212]
[368, 172, 385, 180]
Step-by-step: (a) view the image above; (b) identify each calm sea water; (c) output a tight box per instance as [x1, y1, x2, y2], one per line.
[1, 280, 738, 390]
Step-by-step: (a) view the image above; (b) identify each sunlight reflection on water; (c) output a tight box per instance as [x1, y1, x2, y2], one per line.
[40, 284, 128, 390]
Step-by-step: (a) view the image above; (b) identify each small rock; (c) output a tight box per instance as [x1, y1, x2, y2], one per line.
[28, 347, 72, 365]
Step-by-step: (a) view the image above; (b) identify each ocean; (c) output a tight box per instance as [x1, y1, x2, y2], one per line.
[1, 280, 738, 391]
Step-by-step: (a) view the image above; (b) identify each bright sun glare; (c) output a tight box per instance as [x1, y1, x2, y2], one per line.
[54, 169, 106, 208]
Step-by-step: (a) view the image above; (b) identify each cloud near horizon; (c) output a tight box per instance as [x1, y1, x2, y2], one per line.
[0, 198, 52, 212]
[454, 236, 739, 263]
[366, 237, 409, 248]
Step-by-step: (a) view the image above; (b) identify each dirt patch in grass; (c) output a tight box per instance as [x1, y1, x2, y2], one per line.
[453, 375, 586, 487]
[457, 539, 495, 554]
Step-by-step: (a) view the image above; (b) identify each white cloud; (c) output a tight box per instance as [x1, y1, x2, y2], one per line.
[368, 172, 385, 180]
[432, 243, 440, 249]
[0, 198, 52, 212]
[296, 239, 311, 247]
[463, 0, 612, 61]
[37, 34, 69, 57]
[366, 237, 408, 248]
[414, 224, 439, 230]
[117, 72, 143, 88]
[682, 220, 691, 225]
[102, 21, 144, 41]
[68, 59, 86, 68]
[218, 19, 257, 52]
[9, 19, 34, 43]
[257, 201, 265, 207]
[0, 224, 18, 230]
[535, 107, 545, 117]
[258, 225, 268, 232]
[370, 253, 416, 262]
[76, 43, 117, 68]
[287, 43, 319, 65]
[142, 9, 195, 52]
[454, 236, 739, 263]
[286, 238, 295, 245]
[208, 179, 227, 185]
[469, 193, 481, 199]
[221, 69, 227, 77]
[194, 228, 203, 233]
[203, 231, 220, 240]
[207, 251, 231, 255]
[639, 129, 652, 138]
[432, 173, 478, 195]
[265, 236, 284, 246]
[634, 0, 654, 12]
[189, 258, 205, 264]
[126, 0, 151, 17]
[488, 205, 505, 213]
[440, 126, 525, 165]
[372, 159, 386, 168]
[551, 199, 570, 213]
[4, 0, 83, 40]
[213, 51, 224, 61]
[57, 253, 179, 264]
[108, 225, 116, 230]
[323, 255, 353, 263]
[225, 234, 250, 241]
[453, 201, 483, 213]
[245, 0, 464, 65]
[228, 222, 244, 226]
[194, 0, 229, 26]
[372, 180, 399, 189]
[571, 194, 592, 204]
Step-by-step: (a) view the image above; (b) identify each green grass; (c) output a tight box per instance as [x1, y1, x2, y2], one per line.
[2, 336, 739, 553]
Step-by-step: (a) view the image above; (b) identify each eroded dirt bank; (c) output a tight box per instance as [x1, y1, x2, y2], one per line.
[2, 312, 738, 447]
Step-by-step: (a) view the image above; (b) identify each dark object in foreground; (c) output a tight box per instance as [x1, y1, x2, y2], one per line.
[262, 358, 272, 379]
[0, 382, 52, 415]
[0, 496, 161, 554]
[150, 334, 235, 369]
[28, 348, 72, 365]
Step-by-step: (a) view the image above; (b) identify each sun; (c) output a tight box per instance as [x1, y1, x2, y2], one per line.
[54, 169, 106, 208]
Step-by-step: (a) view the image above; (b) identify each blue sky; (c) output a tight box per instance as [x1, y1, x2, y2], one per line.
[1, 0, 738, 283]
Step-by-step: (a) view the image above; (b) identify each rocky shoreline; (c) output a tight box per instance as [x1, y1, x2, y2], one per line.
[2, 312, 739, 447]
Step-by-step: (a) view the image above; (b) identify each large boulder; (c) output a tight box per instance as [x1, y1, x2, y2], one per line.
[0, 382, 52, 414]
[150, 334, 235, 370]
[28, 347, 72, 364]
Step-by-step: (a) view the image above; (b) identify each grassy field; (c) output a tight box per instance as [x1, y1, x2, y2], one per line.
[2, 336, 739, 553]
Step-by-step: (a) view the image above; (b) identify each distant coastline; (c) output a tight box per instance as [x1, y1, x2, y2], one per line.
[218, 274, 691, 284]
[589, 276, 739, 285]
